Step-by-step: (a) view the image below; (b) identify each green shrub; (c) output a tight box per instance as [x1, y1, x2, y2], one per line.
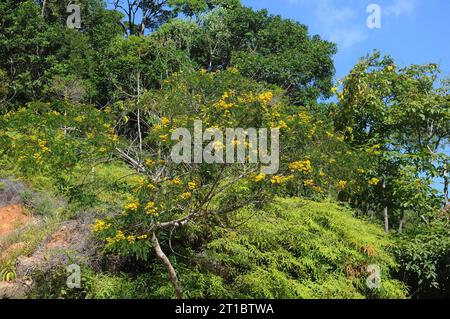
[202, 198, 407, 299]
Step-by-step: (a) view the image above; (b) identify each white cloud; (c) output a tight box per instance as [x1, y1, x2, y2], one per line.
[314, 0, 367, 49]
[329, 28, 368, 49]
[385, 0, 416, 16]
[276, 0, 416, 49]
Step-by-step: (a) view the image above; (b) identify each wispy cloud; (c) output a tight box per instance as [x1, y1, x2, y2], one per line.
[385, 0, 416, 17]
[314, 0, 367, 49]
[276, 0, 417, 49]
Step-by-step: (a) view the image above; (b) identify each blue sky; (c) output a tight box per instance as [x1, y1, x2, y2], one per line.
[241, 0, 450, 80]
[242, 0, 449, 191]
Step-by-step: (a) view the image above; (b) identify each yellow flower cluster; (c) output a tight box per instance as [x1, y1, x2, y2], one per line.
[106, 230, 126, 246]
[145, 159, 154, 167]
[227, 67, 239, 74]
[106, 231, 148, 246]
[254, 173, 266, 182]
[92, 219, 111, 233]
[159, 134, 169, 142]
[366, 144, 382, 156]
[215, 91, 235, 110]
[188, 181, 198, 190]
[289, 160, 313, 174]
[277, 120, 288, 130]
[172, 178, 182, 186]
[271, 175, 294, 185]
[181, 192, 192, 200]
[258, 91, 273, 105]
[369, 178, 380, 186]
[33, 153, 43, 165]
[161, 117, 171, 127]
[124, 201, 139, 212]
[38, 139, 50, 153]
[298, 111, 311, 124]
[303, 179, 315, 187]
[109, 133, 119, 143]
[145, 201, 158, 216]
[74, 115, 86, 123]
[338, 180, 348, 190]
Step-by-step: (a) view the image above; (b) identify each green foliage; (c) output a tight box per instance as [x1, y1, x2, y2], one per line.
[93, 68, 368, 265]
[396, 219, 450, 298]
[203, 198, 407, 299]
[227, 7, 336, 104]
[0, 101, 117, 190]
[0, 262, 17, 282]
[331, 52, 449, 230]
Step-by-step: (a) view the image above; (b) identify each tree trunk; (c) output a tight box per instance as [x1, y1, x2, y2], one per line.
[398, 210, 405, 234]
[384, 206, 389, 233]
[444, 164, 449, 206]
[41, 0, 47, 17]
[137, 71, 142, 154]
[151, 232, 183, 299]
[383, 179, 389, 233]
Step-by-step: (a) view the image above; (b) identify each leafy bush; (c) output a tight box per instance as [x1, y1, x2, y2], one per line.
[395, 219, 450, 298]
[202, 198, 407, 299]
[0, 101, 117, 191]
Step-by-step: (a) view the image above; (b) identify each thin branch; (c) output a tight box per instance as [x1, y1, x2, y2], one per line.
[151, 231, 183, 299]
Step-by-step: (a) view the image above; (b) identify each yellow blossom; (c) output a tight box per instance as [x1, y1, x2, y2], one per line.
[38, 139, 50, 153]
[258, 91, 273, 105]
[369, 178, 380, 186]
[124, 201, 139, 212]
[298, 111, 311, 124]
[92, 219, 111, 233]
[33, 153, 43, 165]
[145, 159, 154, 167]
[338, 180, 347, 190]
[181, 192, 192, 200]
[161, 117, 171, 127]
[172, 178, 182, 186]
[303, 179, 315, 187]
[278, 120, 288, 130]
[145, 201, 158, 216]
[271, 175, 293, 185]
[74, 115, 86, 123]
[254, 173, 266, 182]
[159, 134, 168, 142]
[289, 160, 313, 174]
[188, 181, 198, 190]
[227, 67, 239, 74]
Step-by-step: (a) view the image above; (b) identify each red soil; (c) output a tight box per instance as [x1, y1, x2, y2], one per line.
[0, 204, 31, 237]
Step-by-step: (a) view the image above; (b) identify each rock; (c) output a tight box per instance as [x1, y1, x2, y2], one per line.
[0, 178, 28, 207]
[0, 281, 30, 299]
